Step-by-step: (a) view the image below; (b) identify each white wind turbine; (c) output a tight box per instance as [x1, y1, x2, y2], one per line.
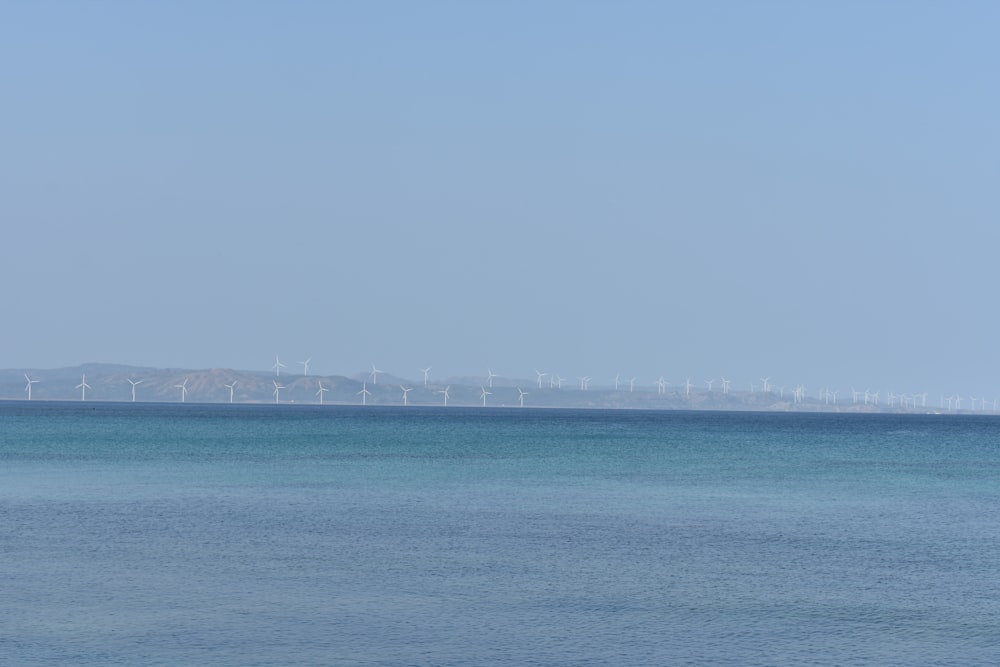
[317, 380, 328, 405]
[358, 383, 371, 406]
[273, 380, 285, 404]
[272, 355, 286, 377]
[400, 385, 412, 406]
[370, 363, 382, 385]
[518, 388, 528, 408]
[436, 386, 450, 406]
[480, 386, 492, 407]
[721, 377, 731, 394]
[555, 375, 566, 389]
[614, 374, 621, 391]
[420, 367, 432, 385]
[705, 379, 715, 392]
[535, 370, 547, 389]
[74, 373, 92, 401]
[487, 369, 497, 388]
[300, 357, 312, 376]
[629, 377, 637, 392]
[684, 378, 693, 398]
[127, 378, 143, 402]
[175, 377, 189, 403]
[24, 374, 39, 401]
[224, 380, 238, 404]
[76, 374, 91, 401]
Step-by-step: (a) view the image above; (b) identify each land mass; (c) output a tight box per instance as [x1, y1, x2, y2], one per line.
[0, 364, 970, 414]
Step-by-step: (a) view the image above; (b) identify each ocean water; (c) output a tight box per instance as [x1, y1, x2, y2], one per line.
[1, 403, 998, 666]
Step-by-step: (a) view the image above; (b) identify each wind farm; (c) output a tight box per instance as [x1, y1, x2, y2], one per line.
[0, 360, 992, 414]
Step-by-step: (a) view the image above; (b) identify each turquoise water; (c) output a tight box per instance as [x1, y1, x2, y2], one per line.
[2, 403, 999, 665]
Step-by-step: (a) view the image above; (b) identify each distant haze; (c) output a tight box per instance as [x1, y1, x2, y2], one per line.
[2, 3, 998, 398]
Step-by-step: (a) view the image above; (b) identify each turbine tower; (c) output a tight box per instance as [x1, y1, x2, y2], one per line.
[224, 381, 238, 404]
[420, 367, 431, 385]
[400, 385, 412, 406]
[127, 378, 143, 402]
[76, 374, 91, 401]
[272, 355, 286, 377]
[535, 370, 547, 389]
[480, 386, 492, 407]
[175, 377, 189, 403]
[370, 363, 382, 385]
[487, 369, 497, 388]
[436, 386, 450, 406]
[273, 380, 285, 404]
[358, 383, 371, 405]
[518, 388, 528, 408]
[300, 357, 312, 376]
[24, 374, 39, 401]
[316, 380, 328, 405]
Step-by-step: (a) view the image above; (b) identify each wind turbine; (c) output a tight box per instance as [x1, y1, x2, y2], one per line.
[420, 367, 431, 385]
[487, 369, 497, 388]
[24, 374, 39, 401]
[400, 385, 412, 406]
[518, 388, 527, 408]
[555, 375, 566, 389]
[76, 374, 91, 401]
[684, 378, 693, 398]
[273, 380, 285, 404]
[73, 373, 92, 401]
[272, 355, 286, 377]
[175, 377, 189, 403]
[480, 386, 492, 407]
[629, 377, 636, 392]
[300, 357, 312, 376]
[614, 374, 621, 391]
[535, 370, 547, 389]
[358, 383, 371, 405]
[436, 386, 450, 406]
[370, 363, 382, 385]
[705, 379, 715, 392]
[316, 380, 328, 405]
[127, 378, 143, 402]
[224, 380, 238, 404]
[721, 377, 731, 394]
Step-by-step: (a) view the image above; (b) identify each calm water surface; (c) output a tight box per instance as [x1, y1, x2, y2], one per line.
[2, 403, 998, 665]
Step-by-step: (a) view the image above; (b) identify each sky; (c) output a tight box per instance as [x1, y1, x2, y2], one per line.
[2, 1, 998, 397]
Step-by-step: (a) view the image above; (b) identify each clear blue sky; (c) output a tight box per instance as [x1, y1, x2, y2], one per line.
[2, 1, 998, 396]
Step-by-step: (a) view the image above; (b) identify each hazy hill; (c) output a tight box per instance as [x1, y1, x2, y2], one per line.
[1, 363, 941, 413]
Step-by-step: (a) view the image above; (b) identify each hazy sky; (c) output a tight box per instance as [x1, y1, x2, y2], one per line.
[3, 2, 998, 396]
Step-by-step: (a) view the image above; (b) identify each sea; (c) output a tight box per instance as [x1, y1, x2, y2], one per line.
[1, 402, 998, 666]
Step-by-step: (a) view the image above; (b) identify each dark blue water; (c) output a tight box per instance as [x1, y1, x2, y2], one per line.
[2, 403, 999, 665]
